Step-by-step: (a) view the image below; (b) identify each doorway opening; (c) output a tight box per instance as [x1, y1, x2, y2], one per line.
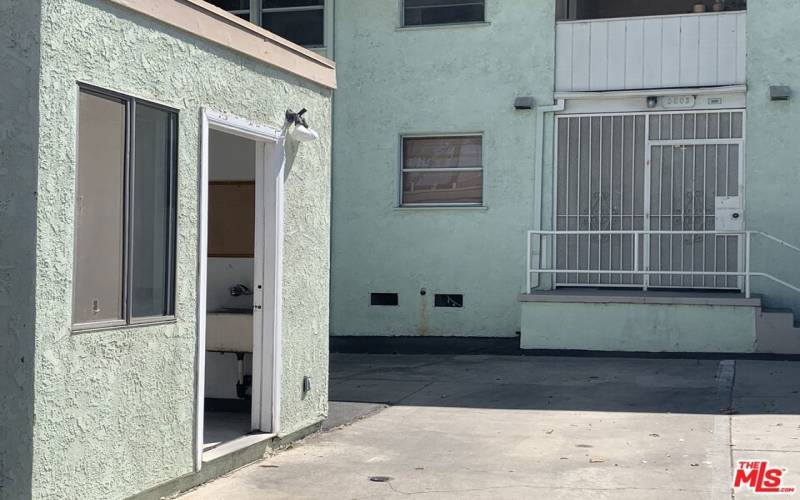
[203, 129, 258, 452]
[197, 111, 284, 468]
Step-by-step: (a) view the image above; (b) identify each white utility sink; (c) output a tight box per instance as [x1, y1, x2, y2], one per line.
[206, 309, 253, 352]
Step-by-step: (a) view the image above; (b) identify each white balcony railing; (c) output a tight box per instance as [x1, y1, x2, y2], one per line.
[555, 11, 746, 92]
[526, 230, 800, 300]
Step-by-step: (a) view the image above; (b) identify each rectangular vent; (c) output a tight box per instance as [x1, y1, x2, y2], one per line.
[434, 294, 463, 308]
[371, 293, 399, 306]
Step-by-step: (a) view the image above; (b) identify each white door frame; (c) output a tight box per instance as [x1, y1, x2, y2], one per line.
[196, 109, 286, 470]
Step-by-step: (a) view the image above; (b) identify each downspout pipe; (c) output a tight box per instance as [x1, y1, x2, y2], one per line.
[531, 99, 565, 290]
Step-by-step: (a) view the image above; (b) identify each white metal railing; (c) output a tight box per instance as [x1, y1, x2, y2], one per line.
[555, 11, 747, 92]
[527, 230, 800, 299]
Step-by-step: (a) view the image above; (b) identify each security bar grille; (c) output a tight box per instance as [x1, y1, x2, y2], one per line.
[554, 111, 745, 289]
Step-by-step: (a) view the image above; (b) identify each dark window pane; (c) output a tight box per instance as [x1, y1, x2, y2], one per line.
[402, 171, 483, 205]
[263, 0, 323, 7]
[403, 136, 482, 169]
[404, 0, 484, 26]
[131, 104, 176, 318]
[74, 91, 126, 324]
[262, 9, 324, 46]
[205, 0, 250, 21]
[205, 0, 250, 10]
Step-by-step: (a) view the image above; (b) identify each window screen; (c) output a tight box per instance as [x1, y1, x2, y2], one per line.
[404, 0, 485, 27]
[401, 135, 483, 206]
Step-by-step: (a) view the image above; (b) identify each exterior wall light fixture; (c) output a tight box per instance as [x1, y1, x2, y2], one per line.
[285, 108, 319, 142]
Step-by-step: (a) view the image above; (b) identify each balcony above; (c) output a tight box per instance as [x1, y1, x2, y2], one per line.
[555, 11, 746, 93]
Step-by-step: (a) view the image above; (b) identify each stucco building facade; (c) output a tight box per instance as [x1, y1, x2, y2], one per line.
[0, 1, 334, 498]
[328, 0, 800, 355]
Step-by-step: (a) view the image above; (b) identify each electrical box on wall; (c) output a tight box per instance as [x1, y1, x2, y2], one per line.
[715, 196, 743, 231]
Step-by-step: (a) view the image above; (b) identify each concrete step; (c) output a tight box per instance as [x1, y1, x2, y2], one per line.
[756, 307, 800, 354]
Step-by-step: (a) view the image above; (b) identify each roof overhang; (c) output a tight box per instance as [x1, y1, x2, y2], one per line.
[106, 0, 336, 89]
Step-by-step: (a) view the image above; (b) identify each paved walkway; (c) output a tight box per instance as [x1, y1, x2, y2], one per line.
[182, 354, 800, 499]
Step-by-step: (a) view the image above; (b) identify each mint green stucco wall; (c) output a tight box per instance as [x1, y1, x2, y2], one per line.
[330, 0, 556, 337]
[25, 1, 332, 498]
[520, 302, 757, 352]
[745, 0, 800, 314]
[0, 2, 40, 497]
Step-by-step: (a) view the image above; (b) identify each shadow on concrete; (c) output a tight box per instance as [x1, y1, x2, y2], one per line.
[331, 335, 800, 360]
[329, 352, 800, 416]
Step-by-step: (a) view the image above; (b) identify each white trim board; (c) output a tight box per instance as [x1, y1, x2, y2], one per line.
[556, 88, 746, 114]
[195, 109, 286, 471]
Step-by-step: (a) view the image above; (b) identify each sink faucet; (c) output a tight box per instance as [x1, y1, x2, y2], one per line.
[230, 284, 253, 297]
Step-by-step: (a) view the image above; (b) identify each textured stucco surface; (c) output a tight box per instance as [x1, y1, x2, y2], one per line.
[0, 2, 40, 498]
[330, 0, 556, 337]
[30, 1, 331, 498]
[520, 302, 757, 352]
[745, 0, 800, 314]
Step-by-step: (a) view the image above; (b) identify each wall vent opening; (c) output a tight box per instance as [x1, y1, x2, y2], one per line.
[371, 293, 399, 306]
[434, 294, 463, 308]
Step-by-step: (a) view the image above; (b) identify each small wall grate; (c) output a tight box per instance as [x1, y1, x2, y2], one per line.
[371, 293, 399, 306]
[434, 294, 463, 308]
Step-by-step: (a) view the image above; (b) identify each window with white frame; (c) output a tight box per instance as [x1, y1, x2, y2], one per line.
[205, 0, 324, 47]
[73, 86, 178, 329]
[403, 0, 485, 27]
[401, 135, 483, 206]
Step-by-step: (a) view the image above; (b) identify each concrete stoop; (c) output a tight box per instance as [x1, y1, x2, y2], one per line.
[518, 290, 798, 354]
[756, 308, 800, 354]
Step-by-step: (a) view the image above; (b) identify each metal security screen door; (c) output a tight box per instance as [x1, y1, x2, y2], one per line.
[554, 110, 745, 289]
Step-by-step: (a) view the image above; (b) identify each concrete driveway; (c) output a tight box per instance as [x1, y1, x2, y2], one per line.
[182, 354, 800, 499]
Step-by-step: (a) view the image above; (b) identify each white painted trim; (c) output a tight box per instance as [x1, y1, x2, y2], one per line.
[203, 112, 283, 143]
[268, 138, 286, 434]
[251, 143, 267, 432]
[196, 109, 285, 470]
[195, 111, 210, 471]
[555, 85, 747, 100]
[643, 114, 652, 290]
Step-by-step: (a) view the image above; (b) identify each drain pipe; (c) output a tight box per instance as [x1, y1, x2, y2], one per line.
[530, 98, 565, 290]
